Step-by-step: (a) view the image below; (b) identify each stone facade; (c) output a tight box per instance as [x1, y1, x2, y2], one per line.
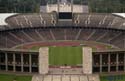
[82, 47, 92, 74]
[39, 47, 49, 74]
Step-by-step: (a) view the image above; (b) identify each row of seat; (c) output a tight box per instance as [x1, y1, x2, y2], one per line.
[0, 28, 124, 49]
[73, 13, 125, 30]
[4, 13, 125, 30]
[6, 13, 57, 29]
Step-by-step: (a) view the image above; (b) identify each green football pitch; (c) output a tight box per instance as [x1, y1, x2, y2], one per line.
[49, 46, 82, 66]
[0, 74, 32, 81]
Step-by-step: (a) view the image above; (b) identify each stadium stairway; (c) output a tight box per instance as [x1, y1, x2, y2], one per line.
[88, 74, 100, 81]
[32, 74, 100, 81]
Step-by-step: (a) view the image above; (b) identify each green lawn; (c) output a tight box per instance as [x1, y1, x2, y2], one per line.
[49, 46, 82, 66]
[0, 74, 32, 81]
[100, 75, 125, 81]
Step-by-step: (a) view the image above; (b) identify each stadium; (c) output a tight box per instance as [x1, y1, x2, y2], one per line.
[0, 0, 125, 81]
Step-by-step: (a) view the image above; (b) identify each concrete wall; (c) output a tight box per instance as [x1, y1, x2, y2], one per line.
[39, 47, 49, 74]
[82, 47, 92, 74]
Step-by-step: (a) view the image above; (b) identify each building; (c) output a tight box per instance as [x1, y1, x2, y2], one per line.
[0, 1, 125, 81]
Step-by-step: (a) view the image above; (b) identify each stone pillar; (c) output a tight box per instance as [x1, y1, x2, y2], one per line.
[100, 54, 102, 73]
[39, 47, 49, 74]
[29, 54, 32, 73]
[116, 54, 119, 72]
[108, 54, 110, 72]
[21, 54, 24, 72]
[13, 53, 16, 72]
[5, 53, 8, 71]
[82, 47, 92, 74]
[124, 54, 125, 71]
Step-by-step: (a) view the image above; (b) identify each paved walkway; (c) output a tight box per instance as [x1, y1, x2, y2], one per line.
[49, 68, 83, 75]
[32, 74, 100, 81]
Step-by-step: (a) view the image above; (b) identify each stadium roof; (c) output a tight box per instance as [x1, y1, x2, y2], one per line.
[113, 13, 125, 18]
[0, 13, 125, 30]
[0, 13, 17, 25]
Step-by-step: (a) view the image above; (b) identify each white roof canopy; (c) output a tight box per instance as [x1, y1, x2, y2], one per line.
[0, 13, 17, 25]
[113, 13, 125, 18]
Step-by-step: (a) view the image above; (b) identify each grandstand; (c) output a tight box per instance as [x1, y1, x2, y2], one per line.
[0, 12, 125, 81]
[0, 1, 125, 81]
[1, 13, 124, 49]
